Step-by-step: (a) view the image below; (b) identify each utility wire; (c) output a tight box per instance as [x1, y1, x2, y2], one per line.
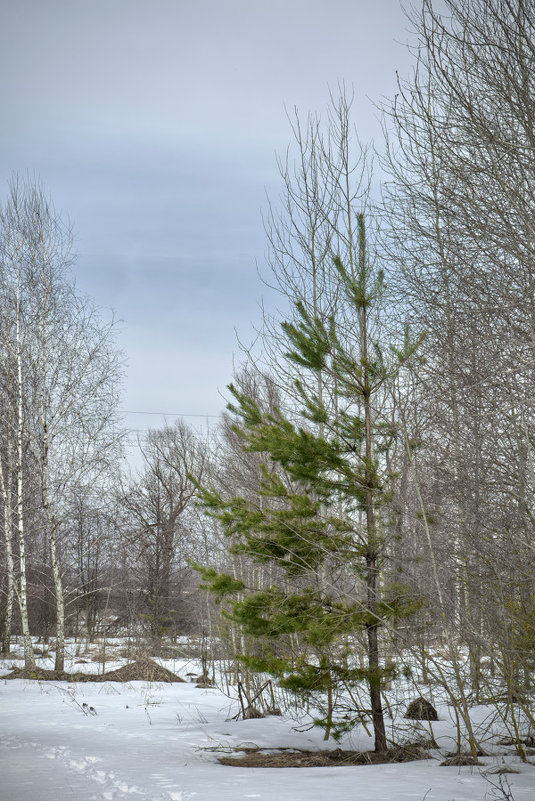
[120, 409, 220, 418]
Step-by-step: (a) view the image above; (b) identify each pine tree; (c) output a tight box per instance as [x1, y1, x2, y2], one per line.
[195, 216, 422, 750]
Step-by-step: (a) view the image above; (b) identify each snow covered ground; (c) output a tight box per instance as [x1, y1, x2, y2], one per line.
[1, 644, 534, 801]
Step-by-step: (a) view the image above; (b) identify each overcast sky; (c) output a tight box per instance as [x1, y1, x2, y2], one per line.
[0, 0, 417, 454]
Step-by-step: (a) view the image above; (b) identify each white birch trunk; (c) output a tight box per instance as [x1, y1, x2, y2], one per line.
[39, 319, 66, 672]
[44, 466, 66, 672]
[15, 285, 35, 670]
[0, 444, 14, 654]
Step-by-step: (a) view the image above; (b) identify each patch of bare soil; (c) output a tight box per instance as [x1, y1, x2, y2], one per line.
[4, 657, 184, 683]
[218, 744, 431, 768]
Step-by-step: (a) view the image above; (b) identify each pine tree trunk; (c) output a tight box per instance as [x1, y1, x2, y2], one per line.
[363, 381, 386, 752]
[360, 220, 387, 754]
[364, 467, 387, 753]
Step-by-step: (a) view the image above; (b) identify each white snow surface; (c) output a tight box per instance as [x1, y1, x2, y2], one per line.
[1, 648, 534, 801]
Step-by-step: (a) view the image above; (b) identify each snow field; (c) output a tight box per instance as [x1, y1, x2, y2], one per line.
[1, 647, 535, 801]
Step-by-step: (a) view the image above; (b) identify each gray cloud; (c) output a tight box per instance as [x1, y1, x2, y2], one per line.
[0, 0, 415, 433]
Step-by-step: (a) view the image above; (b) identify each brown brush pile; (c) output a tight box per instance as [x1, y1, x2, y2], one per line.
[4, 657, 184, 683]
[219, 744, 431, 768]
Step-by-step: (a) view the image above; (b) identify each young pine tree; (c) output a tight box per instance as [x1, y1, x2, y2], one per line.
[196, 215, 422, 750]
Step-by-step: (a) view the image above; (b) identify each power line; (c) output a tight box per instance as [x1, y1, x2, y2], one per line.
[120, 409, 220, 418]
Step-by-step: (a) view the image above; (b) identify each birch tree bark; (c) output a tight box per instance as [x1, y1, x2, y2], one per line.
[0, 183, 36, 669]
[0, 443, 14, 655]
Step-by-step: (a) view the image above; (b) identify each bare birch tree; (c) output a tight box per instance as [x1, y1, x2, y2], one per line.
[0, 176, 123, 671]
